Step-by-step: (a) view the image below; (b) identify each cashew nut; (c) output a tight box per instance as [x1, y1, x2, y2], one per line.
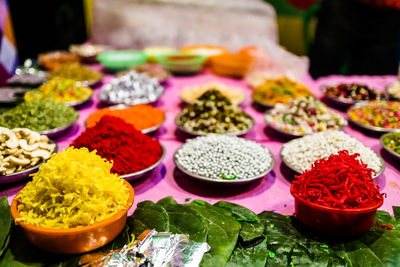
[8, 156, 30, 166]
[0, 127, 19, 149]
[31, 149, 51, 159]
[19, 139, 39, 152]
[1, 127, 55, 175]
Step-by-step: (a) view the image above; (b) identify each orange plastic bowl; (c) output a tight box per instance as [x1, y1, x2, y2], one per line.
[210, 53, 253, 78]
[290, 185, 383, 237]
[11, 179, 134, 254]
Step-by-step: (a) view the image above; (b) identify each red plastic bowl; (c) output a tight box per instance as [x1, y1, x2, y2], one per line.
[290, 185, 383, 237]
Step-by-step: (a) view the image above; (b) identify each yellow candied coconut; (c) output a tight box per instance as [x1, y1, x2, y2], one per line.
[16, 147, 129, 229]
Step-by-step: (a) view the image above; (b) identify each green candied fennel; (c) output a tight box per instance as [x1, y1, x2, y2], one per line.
[0, 99, 78, 132]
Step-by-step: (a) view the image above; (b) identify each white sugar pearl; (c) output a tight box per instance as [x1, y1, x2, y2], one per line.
[281, 130, 382, 173]
[176, 135, 273, 180]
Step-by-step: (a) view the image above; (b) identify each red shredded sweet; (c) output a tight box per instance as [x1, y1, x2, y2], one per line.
[71, 115, 162, 175]
[292, 150, 385, 209]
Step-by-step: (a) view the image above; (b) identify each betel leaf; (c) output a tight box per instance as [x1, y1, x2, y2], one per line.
[393, 206, 400, 220]
[226, 238, 267, 267]
[0, 196, 12, 258]
[188, 201, 241, 267]
[375, 209, 400, 230]
[214, 201, 259, 222]
[259, 210, 400, 267]
[156, 197, 208, 242]
[258, 211, 341, 266]
[0, 225, 80, 267]
[127, 200, 169, 237]
[214, 201, 264, 243]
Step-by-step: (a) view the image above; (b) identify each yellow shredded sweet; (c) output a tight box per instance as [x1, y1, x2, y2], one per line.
[16, 147, 130, 229]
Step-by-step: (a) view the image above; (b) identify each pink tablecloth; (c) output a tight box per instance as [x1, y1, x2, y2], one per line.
[2, 72, 399, 215]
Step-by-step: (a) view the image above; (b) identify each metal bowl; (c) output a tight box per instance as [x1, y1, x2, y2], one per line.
[380, 132, 400, 161]
[85, 104, 165, 135]
[0, 142, 58, 185]
[65, 93, 93, 109]
[0, 87, 30, 104]
[320, 85, 363, 107]
[279, 144, 385, 179]
[98, 80, 164, 106]
[175, 113, 255, 137]
[39, 116, 79, 138]
[76, 78, 103, 88]
[264, 110, 347, 139]
[173, 147, 275, 185]
[347, 102, 400, 134]
[252, 99, 275, 109]
[120, 144, 165, 181]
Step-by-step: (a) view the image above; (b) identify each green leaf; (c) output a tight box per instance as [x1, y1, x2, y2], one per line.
[226, 238, 267, 267]
[188, 201, 241, 267]
[127, 200, 169, 238]
[393, 206, 400, 221]
[0, 196, 12, 258]
[214, 201, 263, 243]
[258, 210, 400, 267]
[157, 197, 208, 242]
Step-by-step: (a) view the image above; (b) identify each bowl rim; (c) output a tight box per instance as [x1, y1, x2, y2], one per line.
[347, 101, 400, 133]
[11, 179, 134, 235]
[380, 132, 400, 160]
[290, 184, 384, 214]
[156, 52, 206, 65]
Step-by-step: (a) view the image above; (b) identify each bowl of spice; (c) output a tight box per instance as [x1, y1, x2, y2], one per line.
[11, 147, 134, 254]
[24, 78, 93, 108]
[264, 96, 347, 138]
[0, 127, 57, 185]
[143, 46, 177, 63]
[252, 77, 312, 109]
[86, 104, 165, 134]
[291, 150, 385, 237]
[157, 52, 206, 76]
[99, 71, 164, 106]
[380, 132, 400, 161]
[280, 130, 384, 178]
[72, 116, 164, 181]
[176, 90, 254, 136]
[0, 99, 79, 138]
[38, 51, 80, 71]
[347, 101, 400, 133]
[180, 82, 245, 106]
[181, 45, 228, 65]
[174, 135, 274, 184]
[48, 63, 103, 86]
[321, 83, 386, 106]
[97, 50, 147, 72]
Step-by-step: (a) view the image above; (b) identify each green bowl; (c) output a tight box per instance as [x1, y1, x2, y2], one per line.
[97, 51, 147, 72]
[157, 53, 206, 75]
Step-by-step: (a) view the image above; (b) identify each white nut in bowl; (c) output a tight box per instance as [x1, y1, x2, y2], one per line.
[0, 127, 56, 176]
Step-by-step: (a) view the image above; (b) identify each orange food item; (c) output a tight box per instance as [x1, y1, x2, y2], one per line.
[86, 104, 165, 130]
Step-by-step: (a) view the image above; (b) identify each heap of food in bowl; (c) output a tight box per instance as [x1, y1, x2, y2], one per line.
[11, 147, 135, 254]
[291, 150, 385, 237]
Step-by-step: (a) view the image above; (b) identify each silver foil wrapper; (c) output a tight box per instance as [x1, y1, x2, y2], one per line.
[99, 71, 164, 105]
[80, 230, 210, 267]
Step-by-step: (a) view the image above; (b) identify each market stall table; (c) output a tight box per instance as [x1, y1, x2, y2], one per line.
[1, 72, 399, 216]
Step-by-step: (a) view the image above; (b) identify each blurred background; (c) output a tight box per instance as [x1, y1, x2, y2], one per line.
[1, 0, 399, 82]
